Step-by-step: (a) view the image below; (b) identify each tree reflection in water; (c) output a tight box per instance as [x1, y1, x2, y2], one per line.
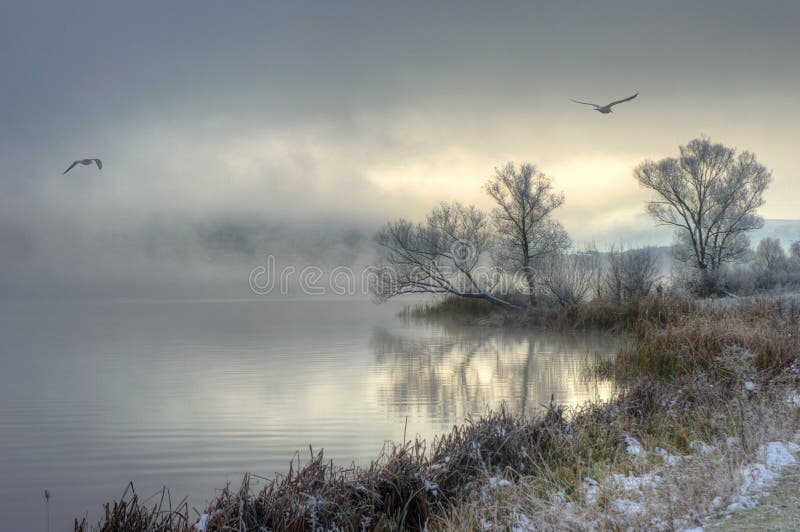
[369, 324, 621, 426]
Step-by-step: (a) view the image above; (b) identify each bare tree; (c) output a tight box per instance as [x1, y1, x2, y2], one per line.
[371, 202, 517, 309]
[789, 241, 800, 263]
[635, 137, 771, 290]
[485, 162, 570, 306]
[753, 237, 787, 271]
[787, 241, 800, 286]
[538, 248, 600, 306]
[603, 245, 660, 304]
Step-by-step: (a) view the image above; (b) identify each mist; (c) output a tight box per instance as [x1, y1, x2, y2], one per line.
[2, 0, 799, 296]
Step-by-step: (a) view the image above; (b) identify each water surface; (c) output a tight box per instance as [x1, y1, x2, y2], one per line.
[0, 298, 619, 527]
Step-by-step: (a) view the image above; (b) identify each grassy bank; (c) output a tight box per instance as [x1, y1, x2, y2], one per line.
[402, 294, 700, 332]
[75, 296, 800, 531]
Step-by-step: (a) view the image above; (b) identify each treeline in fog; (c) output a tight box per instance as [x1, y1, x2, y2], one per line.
[371, 136, 799, 308]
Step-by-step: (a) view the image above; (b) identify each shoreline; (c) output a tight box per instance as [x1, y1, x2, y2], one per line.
[75, 296, 800, 531]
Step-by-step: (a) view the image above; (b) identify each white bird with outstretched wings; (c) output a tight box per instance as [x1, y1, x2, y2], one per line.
[63, 158, 102, 174]
[571, 93, 638, 114]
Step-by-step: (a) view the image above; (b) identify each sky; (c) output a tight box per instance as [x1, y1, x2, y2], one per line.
[1, 1, 799, 293]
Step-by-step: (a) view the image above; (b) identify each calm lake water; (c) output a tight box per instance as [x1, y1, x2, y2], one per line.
[0, 298, 619, 528]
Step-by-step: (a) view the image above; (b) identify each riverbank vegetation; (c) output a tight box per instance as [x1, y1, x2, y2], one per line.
[75, 294, 800, 530]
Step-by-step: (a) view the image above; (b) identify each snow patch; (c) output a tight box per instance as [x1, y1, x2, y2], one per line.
[612, 498, 644, 516]
[725, 441, 798, 512]
[511, 512, 533, 532]
[786, 392, 800, 407]
[655, 446, 681, 465]
[488, 477, 512, 489]
[611, 471, 660, 492]
[195, 511, 221, 532]
[582, 477, 600, 505]
[739, 463, 777, 494]
[689, 440, 713, 455]
[624, 436, 647, 458]
[760, 441, 798, 469]
[424, 479, 439, 497]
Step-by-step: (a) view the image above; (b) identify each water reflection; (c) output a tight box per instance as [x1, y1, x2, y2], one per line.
[371, 323, 620, 424]
[0, 299, 623, 527]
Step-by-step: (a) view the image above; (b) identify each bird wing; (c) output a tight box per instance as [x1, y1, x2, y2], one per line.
[607, 92, 638, 107]
[92, 159, 102, 170]
[63, 161, 79, 174]
[571, 99, 599, 107]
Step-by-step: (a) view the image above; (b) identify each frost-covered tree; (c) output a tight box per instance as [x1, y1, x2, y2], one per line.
[371, 202, 517, 309]
[635, 138, 771, 287]
[485, 162, 570, 306]
[538, 248, 600, 306]
[603, 246, 660, 304]
[753, 237, 787, 271]
[789, 241, 800, 263]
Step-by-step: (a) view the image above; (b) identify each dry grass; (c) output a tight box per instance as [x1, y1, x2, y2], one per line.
[406, 294, 701, 332]
[440, 362, 800, 531]
[76, 297, 800, 531]
[74, 406, 577, 531]
[437, 297, 800, 531]
[74, 483, 191, 532]
[525, 295, 699, 332]
[606, 298, 800, 381]
[400, 297, 497, 320]
[78, 371, 771, 531]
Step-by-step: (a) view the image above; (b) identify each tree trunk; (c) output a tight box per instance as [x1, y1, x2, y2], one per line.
[525, 268, 536, 307]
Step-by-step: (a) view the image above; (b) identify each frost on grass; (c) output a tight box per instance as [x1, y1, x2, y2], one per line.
[582, 441, 795, 529]
[689, 440, 713, 455]
[655, 446, 681, 465]
[786, 392, 800, 407]
[194, 513, 209, 532]
[424, 479, 439, 497]
[495, 431, 800, 532]
[761, 441, 798, 469]
[612, 498, 645, 517]
[509, 512, 532, 532]
[624, 435, 647, 458]
[723, 441, 798, 512]
[488, 477, 512, 489]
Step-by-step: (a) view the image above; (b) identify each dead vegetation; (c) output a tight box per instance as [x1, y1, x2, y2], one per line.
[76, 296, 800, 531]
[74, 483, 191, 532]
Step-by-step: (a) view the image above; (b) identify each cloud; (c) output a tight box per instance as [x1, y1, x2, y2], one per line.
[1, 1, 799, 294]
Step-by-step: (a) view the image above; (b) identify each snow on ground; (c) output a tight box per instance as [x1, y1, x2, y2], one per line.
[569, 438, 799, 531]
[611, 471, 661, 492]
[787, 392, 800, 407]
[510, 512, 532, 532]
[624, 435, 647, 458]
[474, 435, 800, 531]
[487, 477, 512, 489]
[689, 440, 713, 455]
[194, 513, 210, 532]
[655, 446, 681, 465]
[725, 441, 798, 513]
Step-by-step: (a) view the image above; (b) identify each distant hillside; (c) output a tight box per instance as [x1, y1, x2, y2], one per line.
[752, 219, 800, 246]
[601, 219, 800, 250]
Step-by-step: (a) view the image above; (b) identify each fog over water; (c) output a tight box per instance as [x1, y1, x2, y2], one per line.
[2, 2, 800, 296]
[0, 298, 619, 526]
[1, 1, 799, 527]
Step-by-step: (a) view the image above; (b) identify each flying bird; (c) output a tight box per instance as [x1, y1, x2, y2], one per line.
[571, 92, 638, 114]
[63, 158, 102, 174]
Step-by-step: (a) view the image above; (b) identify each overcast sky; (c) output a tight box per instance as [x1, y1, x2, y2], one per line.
[1, 1, 799, 290]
